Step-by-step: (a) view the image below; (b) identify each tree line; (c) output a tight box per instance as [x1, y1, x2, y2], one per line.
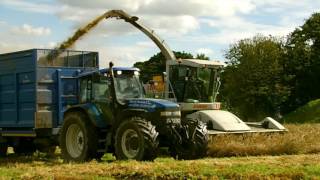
[134, 13, 320, 121]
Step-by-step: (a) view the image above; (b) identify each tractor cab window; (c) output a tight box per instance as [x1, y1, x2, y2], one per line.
[113, 70, 144, 102]
[80, 75, 111, 103]
[80, 78, 92, 103]
[92, 76, 110, 102]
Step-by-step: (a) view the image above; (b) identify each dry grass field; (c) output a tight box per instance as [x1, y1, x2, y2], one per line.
[208, 123, 320, 157]
[0, 124, 319, 179]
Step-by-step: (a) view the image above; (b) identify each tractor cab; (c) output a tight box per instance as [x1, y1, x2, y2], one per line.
[76, 66, 181, 126]
[166, 59, 224, 111]
[78, 67, 144, 104]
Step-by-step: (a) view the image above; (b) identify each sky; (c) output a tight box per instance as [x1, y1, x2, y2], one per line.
[0, 0, 319, 68]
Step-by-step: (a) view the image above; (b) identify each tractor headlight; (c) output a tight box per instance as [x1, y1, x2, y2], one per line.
[160, 111, 171, 116]
[172, 111, 181, 116]
[160, 111, 181, 117]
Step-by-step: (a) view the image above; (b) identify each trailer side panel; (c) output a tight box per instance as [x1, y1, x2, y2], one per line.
[0, 50, 36, 128]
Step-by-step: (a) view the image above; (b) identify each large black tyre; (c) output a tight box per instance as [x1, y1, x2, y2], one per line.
[60, 112, 99, 162]
[0, 143, 8, 157]
[171, 120, 208, 160]
[115, 117, 159, 161]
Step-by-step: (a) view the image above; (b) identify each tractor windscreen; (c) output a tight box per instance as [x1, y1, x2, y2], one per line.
[113, 70, 145, 101]
[169, 65, 220, 103]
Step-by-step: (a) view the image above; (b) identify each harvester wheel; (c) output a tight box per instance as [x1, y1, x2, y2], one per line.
[0, 143, 8, 157]
[60, 112, 98, 162]
[115, 117, 159, 161]
[171, 120, 208, 160]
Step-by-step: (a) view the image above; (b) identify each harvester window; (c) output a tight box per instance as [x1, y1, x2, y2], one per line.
[170, 65, 188, 81]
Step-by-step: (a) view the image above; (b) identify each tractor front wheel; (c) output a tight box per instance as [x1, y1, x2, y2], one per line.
[115, 117, 159, 161]
[171, 120, 208, 160]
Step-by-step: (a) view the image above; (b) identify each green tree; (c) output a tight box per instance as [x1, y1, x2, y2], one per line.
[282, 13, 320, 113]
[221, 35, 289, 121]
[195, 53, 210, 60]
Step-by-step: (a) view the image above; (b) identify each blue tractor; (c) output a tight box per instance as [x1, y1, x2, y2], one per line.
[0, 49, 208, 161]
[61, 63, 208, 161]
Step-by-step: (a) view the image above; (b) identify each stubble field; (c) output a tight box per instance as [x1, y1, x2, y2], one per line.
[0, 124, 319, 179]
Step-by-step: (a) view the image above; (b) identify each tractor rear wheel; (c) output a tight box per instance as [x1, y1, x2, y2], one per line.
[115, 117, 159, 161]
[60, 112, 98, 162]
[171, 120, 208, 160]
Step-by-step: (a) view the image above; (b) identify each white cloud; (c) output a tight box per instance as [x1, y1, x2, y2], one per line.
[1, 0, 320, 63]
[0, 41, 43, 53]
[48, 42, 57, 48]
[143, 15, 199, 36]
[136, 41, 157, 48]
[11, 24, 51, 36]
[57, 0, 256, 17]
[196, 48, 214, 56]
[53, 0, 255, 37]
[57, 0, 149, 12]
[0, 21, 6, 25]
[196, 16, 295, 45]
[72, 38, 156, 67]
[87, 46, 152, 68]
[0, 22, 53, 54]
[0, 0, 58, 14]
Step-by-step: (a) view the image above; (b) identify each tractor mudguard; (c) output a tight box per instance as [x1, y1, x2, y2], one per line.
[64, 104, 108, 128]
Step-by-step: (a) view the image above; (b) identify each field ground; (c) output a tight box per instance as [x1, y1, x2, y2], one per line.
[0, 124, 320, 179]
[0, 154, 319, 179]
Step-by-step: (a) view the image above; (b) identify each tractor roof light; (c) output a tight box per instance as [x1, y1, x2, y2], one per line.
[116, 70, 122, 75]
[134, 71, 140, 76]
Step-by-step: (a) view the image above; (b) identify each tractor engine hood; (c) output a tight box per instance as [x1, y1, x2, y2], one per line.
[126, 98, 179, 112]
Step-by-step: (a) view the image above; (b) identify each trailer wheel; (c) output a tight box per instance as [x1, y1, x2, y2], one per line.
[171, 120, 208, 160]
[0, 143, 8, 157]
[60, 112, 98, 162]
[115, 117, 159, 161]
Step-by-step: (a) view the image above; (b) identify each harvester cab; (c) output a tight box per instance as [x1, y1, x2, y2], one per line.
[166, 59, 224, 109]
[165, 59, 286, 134]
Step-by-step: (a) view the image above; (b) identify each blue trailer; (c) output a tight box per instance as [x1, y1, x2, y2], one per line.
[0, 49, 207, 161]
[0, 49, 98, 131]
[0, 49, 100, 155]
